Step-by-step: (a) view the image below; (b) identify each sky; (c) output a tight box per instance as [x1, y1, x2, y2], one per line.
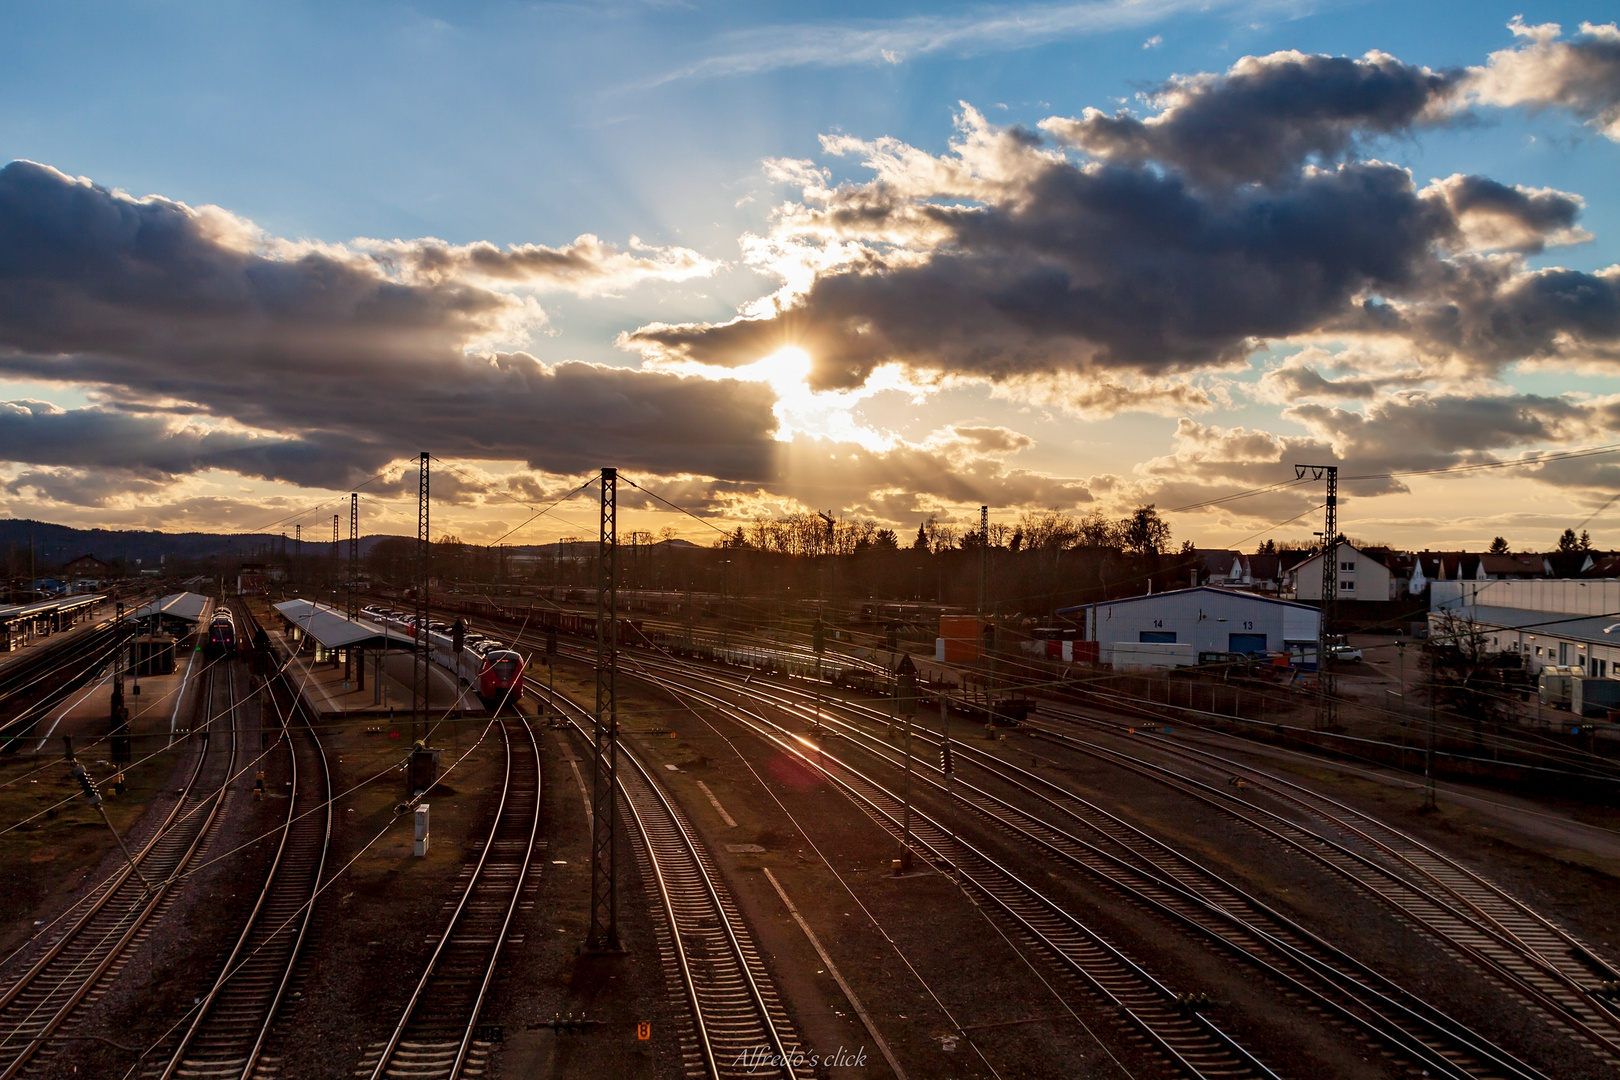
[1, 0, 1619, 552]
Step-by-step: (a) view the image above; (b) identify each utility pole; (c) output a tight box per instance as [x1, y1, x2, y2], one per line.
[940, 686, 956, 874]
[348, 493, 359, 619]
[818, 510, 836, 614]
[586, 467, 623, 953]
[294, 524, 302, 586]
[413, 452, 430, 747]
[1424, 657, 1438, 811]
[812, 617, 825, 733]
[895, 654, 918, 873]
[979, 505, 995, 736]
[331, 514, 340, 608]
[1295, 464, 1338, 730]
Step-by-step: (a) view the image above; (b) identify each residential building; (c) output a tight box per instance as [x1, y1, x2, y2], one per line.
[1291, 543, 1396, 602]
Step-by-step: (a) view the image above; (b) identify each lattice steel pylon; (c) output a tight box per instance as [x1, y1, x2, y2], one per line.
[347, 493, 359, 620]
[586, 467, 623, 953]
[331, 514, 340, 606]
[1295, 463, 1339, 730]
[413, 452, 430, 745]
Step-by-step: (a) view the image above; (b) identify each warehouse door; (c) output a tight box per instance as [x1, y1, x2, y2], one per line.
[1229, 633, 1267, 655]
[1139, 631, 1176, 643]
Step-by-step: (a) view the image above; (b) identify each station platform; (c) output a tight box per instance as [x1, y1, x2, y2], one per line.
[23, 631, 207, 758]
[268, 627, 485, 720]
[0, 598, 116, 681]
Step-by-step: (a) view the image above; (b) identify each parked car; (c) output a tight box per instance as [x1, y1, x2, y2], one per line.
[1329, 644, 1363, 663]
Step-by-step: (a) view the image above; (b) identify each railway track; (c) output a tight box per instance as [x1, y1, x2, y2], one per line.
[360, 713, 540, 1080]
[0, 620, 124, 750]
[538, 644, 1274, 1080]
[152, 602, 332, 1080]
[676, 663, 1551, 1079]
[540, 687, 802, 1080]
[1027, 702, 1620, 1069]
[0, 652, 239, 1078]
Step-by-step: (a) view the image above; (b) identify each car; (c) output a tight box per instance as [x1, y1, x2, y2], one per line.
[1329, 644, 1363, 663]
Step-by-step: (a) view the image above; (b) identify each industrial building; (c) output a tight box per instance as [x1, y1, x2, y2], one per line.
[1065, 586, 1321, 669]
[1431, 579, 1620, 677]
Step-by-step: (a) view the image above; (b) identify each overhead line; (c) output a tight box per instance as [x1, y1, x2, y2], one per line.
[619, 474, 734, 537]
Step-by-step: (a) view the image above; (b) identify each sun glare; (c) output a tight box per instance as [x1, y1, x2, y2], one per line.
[735, 346, 814, 394]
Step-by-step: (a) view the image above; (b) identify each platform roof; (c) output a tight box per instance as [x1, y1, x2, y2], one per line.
[273, 599, 412, 650]
[129, 592, 211, 624]
[0, 594, 106, 625]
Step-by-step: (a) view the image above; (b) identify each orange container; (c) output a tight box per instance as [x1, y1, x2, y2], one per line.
[939, 616, 980, 640]
[941, 637, 981, 662]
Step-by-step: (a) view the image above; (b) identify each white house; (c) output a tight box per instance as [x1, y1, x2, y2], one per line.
[1292, 543, 1395, 602]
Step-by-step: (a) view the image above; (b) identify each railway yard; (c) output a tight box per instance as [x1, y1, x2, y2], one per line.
[1, 593, 1619, 1080]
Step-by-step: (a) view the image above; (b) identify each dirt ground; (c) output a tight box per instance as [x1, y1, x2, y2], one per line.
[12, 615, 1620, 1079]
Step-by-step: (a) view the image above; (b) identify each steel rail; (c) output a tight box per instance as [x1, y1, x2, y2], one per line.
[1083, 705, 1620, 981]
[1028, 703, 1620, 1065]
[599, 653, 1271, 1080]
[156, 601, 332, 1080]
[689, 665, 1546, 1080]
[0, 654, 240, 1078]
[365, 713, 539, 1080]
[542, 687, 799, 1079]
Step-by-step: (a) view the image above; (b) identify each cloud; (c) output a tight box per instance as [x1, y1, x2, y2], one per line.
[1041, 49, 1460, 186]
[626, 77, 1616, 400]
[1463, 18, 1620, 140]
[647, 0, 1265, 84]
[359, 233, 722, 294]
[1423, 173, 1589, 253]
[625, 107, 1465, 390]
[0, 160, 771, 487]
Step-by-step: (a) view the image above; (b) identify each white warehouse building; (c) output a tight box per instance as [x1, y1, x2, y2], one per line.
[1067, 586, 1322, 669]
[1431, 579, 1620, 677]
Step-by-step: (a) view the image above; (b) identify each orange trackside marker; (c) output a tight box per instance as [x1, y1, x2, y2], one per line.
[637, 1022, 651, 1040]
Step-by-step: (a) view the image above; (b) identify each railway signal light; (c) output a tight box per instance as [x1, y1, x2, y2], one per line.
[812, 620, 825, 654]
[895, 655, 918, 717]
[72, 763, 101, 807]
[545, 627, 558, 657]
[452, 618, 466, 654]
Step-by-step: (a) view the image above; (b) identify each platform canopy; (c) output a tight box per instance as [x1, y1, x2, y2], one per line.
[128, 592, 211, 625]
[273, 599, 412, 651]
[0, 594, 105, 629]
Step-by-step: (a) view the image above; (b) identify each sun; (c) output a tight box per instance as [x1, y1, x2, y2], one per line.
[735, 346, 814, 396]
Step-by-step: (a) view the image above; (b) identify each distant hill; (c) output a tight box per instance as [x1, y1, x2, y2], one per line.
[0, 519, 402, 567]
[0, 519, 606, 568]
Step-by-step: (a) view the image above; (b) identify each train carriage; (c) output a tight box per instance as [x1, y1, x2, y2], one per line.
[205, 610, 236, 659]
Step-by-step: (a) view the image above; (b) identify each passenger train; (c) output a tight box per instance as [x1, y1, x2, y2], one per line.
[205, 609, 237, 659]
[362, 606, 525, 708]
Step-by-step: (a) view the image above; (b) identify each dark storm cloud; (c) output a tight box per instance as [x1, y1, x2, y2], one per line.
[0, 400, 343, 486]
[1040, 50, 1460, 187]
[628, 48, 1612, 394]
[629, 137, 1462, 388]
[1338, 260, 1620, 369]
[0, 160, 771, 486]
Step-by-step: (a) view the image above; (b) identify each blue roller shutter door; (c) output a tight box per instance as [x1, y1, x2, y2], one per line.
[1229, 633, 1267, 655]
